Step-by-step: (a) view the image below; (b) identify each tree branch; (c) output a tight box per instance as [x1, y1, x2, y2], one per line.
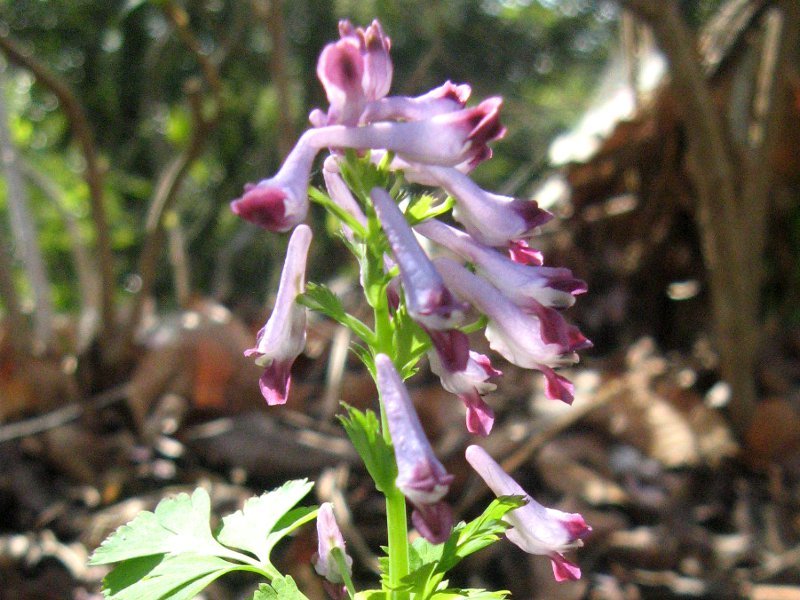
[0, 31, 116, 347]
[619, 0, 760, 435]
[121, 4, 223, 352]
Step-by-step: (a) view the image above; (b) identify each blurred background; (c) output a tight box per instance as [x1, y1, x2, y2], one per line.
[0, 0, 799, 598]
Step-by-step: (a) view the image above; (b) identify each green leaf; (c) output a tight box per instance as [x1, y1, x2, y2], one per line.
[90, 488, 232, 565]
[444, 495, 525, 571]
[430, 589, 509, 599]
[102, 553, 248, 600]
[404, 194, 454, 225]
[339, 405, 396, 493]
[398, 496, 525, 599]
[217, 480, 316, 565]
[298, 283, 375, 343]
[252, 576, 310, 599]
[391, 304, 432, 377]
[354, 591, 389, 600]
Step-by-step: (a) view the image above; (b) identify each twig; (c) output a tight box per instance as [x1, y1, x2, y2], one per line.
[123, 3, 223, 351]
[0, 384, 130, 443]
[0, 30, 116, 347]
[254, 0, 296, 158]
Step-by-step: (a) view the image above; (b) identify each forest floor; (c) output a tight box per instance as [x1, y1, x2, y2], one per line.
[1, 311, 799, 600]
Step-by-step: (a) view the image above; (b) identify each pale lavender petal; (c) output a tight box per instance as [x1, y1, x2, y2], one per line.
[371, 188, 465, 331]
[425, 327, 470, 373]
[303, 98, 504, 167]
[317, 36, 366, 126]
[465, 444, 591, 581]
[508, 240, 543, 266]
[231, 139, 316, 232]
[429, 349, 500, 435]
[412, 165, 552, 246]
[434, 257, 578, 369]
[416, 219, 582, 309]
[411, 501, 454, 544]
[358, 19, 393, 101]
[244, 225, 312, 405]
[313, 502, 353, 584]
[323, 156, 367, 241]
[376, 354, 454, 509]
[360, 81, 471, 123]
[258, 359, 292, 406]
[538, 364, 575, 405]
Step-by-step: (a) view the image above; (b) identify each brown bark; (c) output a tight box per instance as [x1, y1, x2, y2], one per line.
[618, 0, 796, 436]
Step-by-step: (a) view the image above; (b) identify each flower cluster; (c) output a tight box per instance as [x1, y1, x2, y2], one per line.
[234, 19, 591, 586]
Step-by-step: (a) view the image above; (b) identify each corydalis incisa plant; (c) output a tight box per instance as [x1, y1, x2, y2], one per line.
[91, 18, 591, 600]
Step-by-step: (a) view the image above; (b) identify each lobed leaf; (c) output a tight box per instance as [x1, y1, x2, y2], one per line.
[90, 488, 231, 565]
[217, 479, 316, 564]
[102, 553, 248, 600]
[252, 576, 310, 599]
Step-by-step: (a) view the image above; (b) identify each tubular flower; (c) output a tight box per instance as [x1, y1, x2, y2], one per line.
[412, 165, 552, 246]
[304, 97, 505, 168]
[323, 156, 367, 241]
[429, 350, 501, 436]
[435, 257, 583, 403]
[244, 225, 312, 405]
[371, 188, 469, 372]
[465, 445, 591, 582]
[360, 80, 471, 123]
[313, 503, 353, 584]
[230, 138, 316, 232]
[371, 188, 465, 330]
[416, 219, 586, 309]
[376, 354, 454, 543]
[316, 19, 393, 126]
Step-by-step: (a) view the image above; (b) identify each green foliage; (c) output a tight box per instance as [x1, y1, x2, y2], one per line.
[216, 480, 318, 566]
[379, 495, 525, 599]
[339, 404, 397, 493]
[252, 576, 310, 600]
[299, 282, 376, 344]
[90, 482, 317, 599]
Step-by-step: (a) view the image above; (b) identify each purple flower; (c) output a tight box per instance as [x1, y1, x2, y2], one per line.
[231, 138, 316, 232]
[244, 225, 312, 405]
[376, 354, 454, 543]
[371, 188, 465, 330]
[323, 156, 367, 241]
[465, 444, 591, 582]
[316, 19, 392, 126]
[429, 350, 501, 436]
[371, 187, 469, 372]
[313, 502, 353, 584]
[410, 165, 552, 246]
[305, 97, 505, 168]
[360, 80, 471, 123]
[435, 257, 584, 403]
[508, 239, 543, 266]
[416, 219, 586, 309]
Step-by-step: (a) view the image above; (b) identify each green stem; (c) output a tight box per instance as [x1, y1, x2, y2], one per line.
[385, 487, 410, 600]
[332, 547, 356, 599]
